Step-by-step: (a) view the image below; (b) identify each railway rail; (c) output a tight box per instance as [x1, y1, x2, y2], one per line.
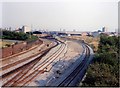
[57, 44, 90, 86]
[1, 38, 55, 69]
[2, 39, 66, 87]
[16, 43, 66, 86]
[2, 45, 55, 86]
[1, 42, 55, 77]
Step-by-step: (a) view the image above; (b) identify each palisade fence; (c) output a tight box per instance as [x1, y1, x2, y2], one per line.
[2, 39, 43, 58]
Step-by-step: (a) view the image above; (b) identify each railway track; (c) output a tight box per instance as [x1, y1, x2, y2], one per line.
[1, 39, 58, 76]
[1, 43, 53, 76]
[2, 45, 54, 86]
[57, 44, 90, 86]
[2, 40, 66, 87]
[2, 40, 58, 86]
[1, 38, 55, 70]
[16, 43, 66, 86]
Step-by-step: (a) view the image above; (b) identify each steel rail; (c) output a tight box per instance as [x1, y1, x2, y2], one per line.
[57, 44, 90, 86]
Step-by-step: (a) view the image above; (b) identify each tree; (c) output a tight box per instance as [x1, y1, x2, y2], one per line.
[2, 30, 38, 41]
[81, 35, 119, 87]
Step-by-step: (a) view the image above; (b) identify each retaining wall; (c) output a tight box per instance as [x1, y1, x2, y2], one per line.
[2, 39, 43, 58]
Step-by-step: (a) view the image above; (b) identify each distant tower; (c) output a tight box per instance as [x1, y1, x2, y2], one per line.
[63, 29, 66, 32]
[9, 27, 12, 31]
[102, 27, 106, 32]
[60, 28, 61, 32]
[22, 25, 31, 33]
[73, 29, 76, 32]
[31, 24, 33, 32]
[115, 29, 118, 33]
[46, 29, 48, 32]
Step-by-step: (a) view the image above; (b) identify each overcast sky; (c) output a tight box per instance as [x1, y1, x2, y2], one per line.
[1, 0, 119, 32]
[0, 2, 2, 28]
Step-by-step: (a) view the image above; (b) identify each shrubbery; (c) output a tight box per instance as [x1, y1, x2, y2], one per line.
[2, 30, 38, 42]
[81, 34, 119, 87]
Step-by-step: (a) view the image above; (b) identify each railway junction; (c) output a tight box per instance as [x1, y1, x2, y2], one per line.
[1, 37, 94, 87]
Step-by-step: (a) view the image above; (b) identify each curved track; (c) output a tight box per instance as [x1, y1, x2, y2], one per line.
[2, 39, 66, 87]
[57, 43, 91, 86]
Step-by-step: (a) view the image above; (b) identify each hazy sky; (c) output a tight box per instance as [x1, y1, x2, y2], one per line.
[1, 0, 119, 32]
[0, 2, 2, 28]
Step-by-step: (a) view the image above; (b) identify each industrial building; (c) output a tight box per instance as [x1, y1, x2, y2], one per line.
[22, 25, 31, 33]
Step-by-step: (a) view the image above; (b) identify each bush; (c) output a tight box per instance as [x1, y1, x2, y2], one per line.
[5, 44, 11, 47]
[2, 30, 38, 41]
[81, 35, 119, 87]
